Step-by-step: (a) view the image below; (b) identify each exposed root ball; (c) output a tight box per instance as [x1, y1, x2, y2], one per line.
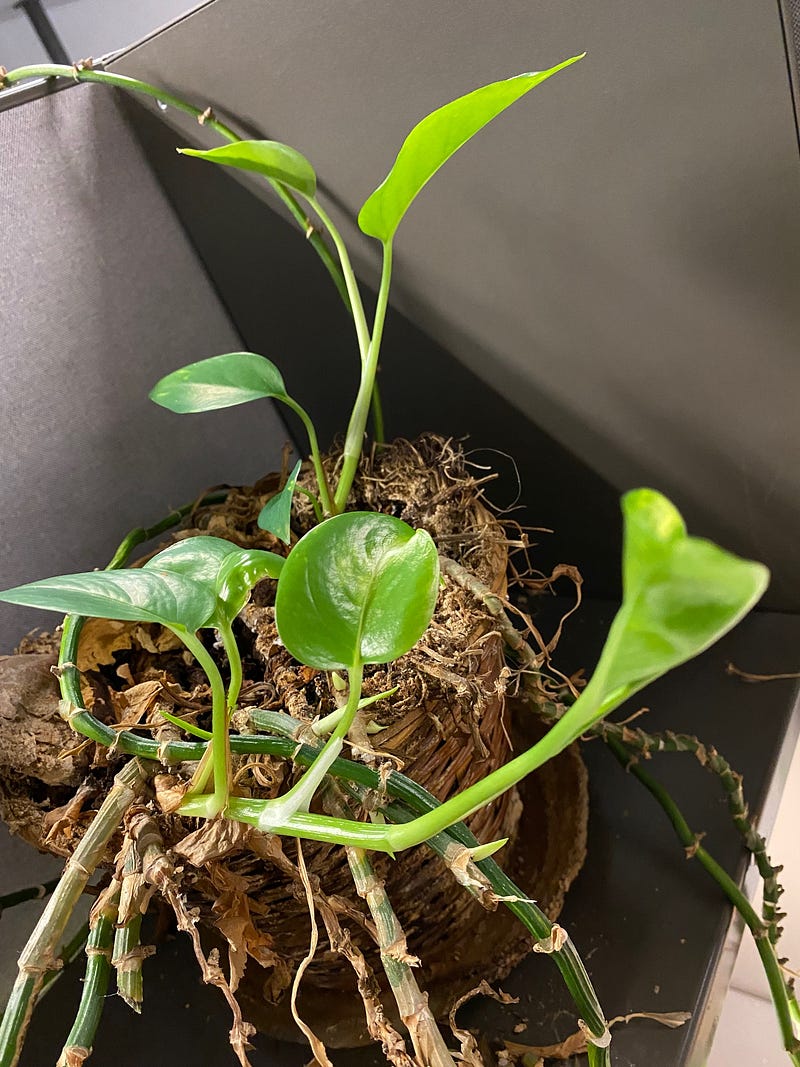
[0, 436, 588, 1050]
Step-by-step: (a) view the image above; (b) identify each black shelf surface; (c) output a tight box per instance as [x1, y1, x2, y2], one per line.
[13, 601, 800, 1067]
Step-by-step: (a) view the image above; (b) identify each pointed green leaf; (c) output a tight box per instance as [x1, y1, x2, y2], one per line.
[257, 460, 302, 543]
[274, 512, 440, 670]
[150, 352, 289, 414]
[0, 569, 216, 632]
[358, 56, 584, 242]
[178, 140, 317, 197]
[559, 490, 770, 741]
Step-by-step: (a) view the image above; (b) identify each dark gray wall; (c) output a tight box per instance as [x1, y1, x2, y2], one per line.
[0, 84, 289, 649]
[112, 0, 800, 610]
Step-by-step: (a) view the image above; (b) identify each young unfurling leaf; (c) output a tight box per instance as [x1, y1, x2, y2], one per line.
[178, 140, 317, 197]
[257, 459, 302, 543]
[358, 57, 584, 243]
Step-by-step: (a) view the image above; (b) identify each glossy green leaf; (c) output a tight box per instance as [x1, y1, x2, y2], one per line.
[274, 512, 439, 670]
[150, 352, 289, 414]
[257, 459, 302, 543]
[215, 548, 285, 621]
[0, 569, 216, 632]
[178, 140, 317, 197]
[143, 535, 243, 582]
[145, 535, 284, 623]
[358, 56, 584, 242]
[560, 489, 770, 740]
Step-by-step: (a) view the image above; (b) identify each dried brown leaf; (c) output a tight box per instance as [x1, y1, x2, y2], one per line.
[503, 1008, 690, 1061]
[76, 619, 135, 672]
[450, 980, 518, 1066]
[174, 817, 250, 866]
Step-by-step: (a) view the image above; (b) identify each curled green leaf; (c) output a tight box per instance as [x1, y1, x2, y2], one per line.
[178, 140, 317, 197]
[257, 459, 302, 543]
[145, 534, 284, 623]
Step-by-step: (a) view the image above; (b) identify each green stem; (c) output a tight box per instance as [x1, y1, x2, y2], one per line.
[591, 718, 789, 946]
[216, 618, 243, 715]
[256, 709, 610, 1051]
[38, 924, 91, 1001]
[305, 196, 370, 362]
[113, 845, 146, 1014]
[0, 65, 349, 309]
[113, 913, 144, 1013]
[328, 791, 456, 1067]
[257, 657, 366, 823]
[295, 485, 324, 524]
[0, 878, 60, 913]
[280, 397, 334, 516]
[0, 760, 145, 1067]
[48, 668, 612, 1054]
[56, 883, 121, 1067]
[171, 628, 229, 818]
[334, 241, 393, 512]
[605, 737, 800, 1065]
[370, 380, 386, 444]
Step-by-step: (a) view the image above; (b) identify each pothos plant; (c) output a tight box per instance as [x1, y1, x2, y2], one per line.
[0, 53, 796, 1067]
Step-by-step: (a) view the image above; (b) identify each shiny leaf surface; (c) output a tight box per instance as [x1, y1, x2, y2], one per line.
[358, 57, 583, 242]
[274, 512, 439, 670]
[150, 352, 289, 413]
[178, 140, 317, 196]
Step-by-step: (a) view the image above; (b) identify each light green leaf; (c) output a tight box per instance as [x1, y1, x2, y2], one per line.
[215, 548, 285, 621]
[0, 569, 216, 632]
[358, 56, 584, 242]
[274, 512, 440, 670]
[145, 535, 284, 623]
[150, 352, 289, 414]
[143, 535, 243, 582]
[178, 140, 317, 197]
[560, 489, 770, 740]
[257, 459, 302, 543]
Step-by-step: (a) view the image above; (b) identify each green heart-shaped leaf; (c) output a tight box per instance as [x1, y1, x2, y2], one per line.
[561, 489, 770, 739]
[274, 512, 439, 670]
[0, 569, 216, 632]
[150, 352, 289, 413]
[258, 459, 302, 543]
[358, 56, 584, 243]
[178, 140, 317, 197]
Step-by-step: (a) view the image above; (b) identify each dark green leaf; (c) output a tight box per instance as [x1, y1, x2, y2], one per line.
[358, 57, 584, 242]
[178, 140, 317, 197]
[257, 460, 302, 543]
[561, 489, 769, 739]
[0, 569, 216, 632]
[150, 352, 289, 414]
[274, 512, 439, 670]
